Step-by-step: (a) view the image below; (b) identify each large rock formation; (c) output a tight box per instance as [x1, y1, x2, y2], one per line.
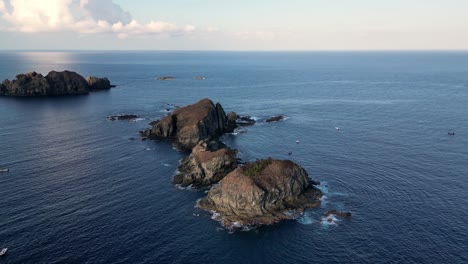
[173, 139, 237, 188]
[0, 71, 113, 96]
[197, 158, 322, 227]
[142, 98, 237, 150]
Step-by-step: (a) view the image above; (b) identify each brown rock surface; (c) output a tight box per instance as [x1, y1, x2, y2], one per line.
[173, 139, 237, 188]
[143, 98, 231, 150]
[197, 158, 322, 227]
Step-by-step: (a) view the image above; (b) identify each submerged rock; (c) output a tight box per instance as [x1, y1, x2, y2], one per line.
[174, 139, 238, 188]
[265, 115, 285, 123]
[197, 158, 322, 227]
[142, 98, 233, 150]
[0, 71, 114, 96]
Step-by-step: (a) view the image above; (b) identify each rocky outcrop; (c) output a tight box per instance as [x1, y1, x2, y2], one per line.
[265, 115, 285, 123]
[226, 112, 238, 132]
[87, 76, 114, 90]
[197, 158, 322, 227]
[173, 139, 237, 188]
[323, 210, 352, 219]
[156, 76, 174, 81]
[142, 98, 234, 150]
[0, 71, 114, 96]
[236, 115, 256, 126]
[107, 114, 140, 121]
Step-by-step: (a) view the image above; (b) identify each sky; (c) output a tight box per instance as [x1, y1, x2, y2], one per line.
[0, 0, 467, 50]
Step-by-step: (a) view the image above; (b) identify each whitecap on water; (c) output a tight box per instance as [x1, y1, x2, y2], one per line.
[210, 211, 221, 221]
[321, 215, 339, 227]
[296, 212, 316, 225]
[316, 182, 329, 194]
[320, 195, 328, 207]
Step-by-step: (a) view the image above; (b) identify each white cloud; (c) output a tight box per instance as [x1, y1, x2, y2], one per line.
[0, 0, 196, 37]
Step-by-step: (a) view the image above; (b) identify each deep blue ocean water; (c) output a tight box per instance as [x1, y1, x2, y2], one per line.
[0, 51, 467, 264]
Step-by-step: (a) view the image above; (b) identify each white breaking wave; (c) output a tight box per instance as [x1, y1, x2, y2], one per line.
[296, 212, 316, 225]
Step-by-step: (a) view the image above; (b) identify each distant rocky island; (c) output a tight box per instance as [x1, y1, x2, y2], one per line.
[141, 98, 326, 229]
[0, 71, 114, 96]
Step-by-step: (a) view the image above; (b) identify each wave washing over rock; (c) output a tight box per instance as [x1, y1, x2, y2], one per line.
[0, 71, 114, 96]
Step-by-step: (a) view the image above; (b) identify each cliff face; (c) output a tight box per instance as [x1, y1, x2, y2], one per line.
[0, 71, 113, 96]
[197, 159, 322, 227]
[143, 98, 235, 150]
[174, 139, 237, 188]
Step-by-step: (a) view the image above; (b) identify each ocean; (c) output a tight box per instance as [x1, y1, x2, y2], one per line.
[0, 51, 467, 264]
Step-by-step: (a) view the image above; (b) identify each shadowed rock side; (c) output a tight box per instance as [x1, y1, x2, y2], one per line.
[197, 158, 322, 227]
[142, 98, 237, 150]
[173, 139, 238, 188]
[0, 71, 114, 96]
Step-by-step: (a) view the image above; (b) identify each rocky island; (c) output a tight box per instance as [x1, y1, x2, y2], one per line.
[0, 71, 114, 96]
[141, 98, 236, 150]
[197, 158, 322, 227]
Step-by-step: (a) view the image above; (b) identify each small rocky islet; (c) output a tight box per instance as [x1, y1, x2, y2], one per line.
[0, 70, 114, 96]
[141, 98, 334, 229]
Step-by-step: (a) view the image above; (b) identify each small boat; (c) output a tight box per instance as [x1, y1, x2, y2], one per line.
[0, 169, 9, 173]
[295, 139, 300, 144]
[335, 127, 341, 131]
[0, 248, 7, 256]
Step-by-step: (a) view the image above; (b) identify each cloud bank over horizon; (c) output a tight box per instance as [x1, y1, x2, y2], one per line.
[0, 0, 466, 50]
[0, 0, 196, 38]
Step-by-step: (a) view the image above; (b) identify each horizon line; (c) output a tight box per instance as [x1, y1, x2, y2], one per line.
[0, 49, 468, 53]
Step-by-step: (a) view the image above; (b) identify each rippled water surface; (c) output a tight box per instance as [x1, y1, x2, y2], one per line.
[0, 51, 467, 263]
